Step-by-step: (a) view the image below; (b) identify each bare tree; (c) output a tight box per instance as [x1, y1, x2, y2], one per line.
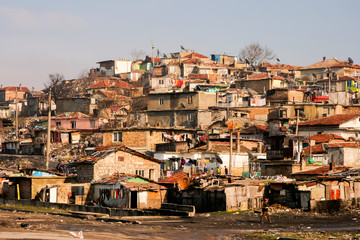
[130, 49, 146, 61]
[43, 73, 65, 99]
[239, 42, 276, 66]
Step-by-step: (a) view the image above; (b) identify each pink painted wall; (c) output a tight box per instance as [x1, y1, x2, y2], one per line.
[51, 119, 99, 130]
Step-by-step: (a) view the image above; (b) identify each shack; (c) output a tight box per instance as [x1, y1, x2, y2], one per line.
[92, 172, 167, 209]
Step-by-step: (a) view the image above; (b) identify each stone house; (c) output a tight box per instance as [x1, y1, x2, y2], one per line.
[299, 58, 360, 84]
[235, 73, 288, 93]
[0, 86, 29, 103]
[146, 91, 217, 129]
[101, 127, 197, 153]
[76, 146, 163, 183]
[56, 97, 97, 115]
[257, 62, 302, 79]
[266, 88, 304, 106]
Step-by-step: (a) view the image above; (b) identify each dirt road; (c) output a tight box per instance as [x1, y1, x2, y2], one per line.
[0, 208, 360, 239]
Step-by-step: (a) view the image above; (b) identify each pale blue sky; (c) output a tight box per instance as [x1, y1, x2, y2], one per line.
[1, 0, 359, 90]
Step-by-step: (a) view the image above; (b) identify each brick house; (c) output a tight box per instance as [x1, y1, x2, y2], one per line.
[102, 127, 197, 153]
[76, 146, 163, 183]
[235, 73, 288, 93]
[146, 91, 217, 129]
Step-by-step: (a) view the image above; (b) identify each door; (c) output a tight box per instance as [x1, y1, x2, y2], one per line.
[149, 169, 154, 180]
[130, 191, 137, 208]
[299, 191, 310, 211]
[49, 187, 57, 203]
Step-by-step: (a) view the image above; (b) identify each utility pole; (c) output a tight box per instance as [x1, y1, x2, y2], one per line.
[15, 84, 21, 154]
[151, 40, 155, 72]
[295, 109, 299, 135]
[227, 120, 235, 175]
[329, 69, 331, 93]
[46, 90, 51, 170]
[229, 129, 233, 175]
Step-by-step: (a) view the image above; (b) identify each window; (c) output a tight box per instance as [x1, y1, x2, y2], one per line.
[159, 79, 164, 85]
[90, 120, 95, 128]
[71, 121, 76, 129]
[187, 113, 194, 122]
[118, 156, 124, 161]
[113, 132, 122, 142]
[159, 97, 164, 105]
[56, 122, 61, 127]
[347, 81, 352, 88]
[135, 170, 144, 177]
[188, 95, 193, 104]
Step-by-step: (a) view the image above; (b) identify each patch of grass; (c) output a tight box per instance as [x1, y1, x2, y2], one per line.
[242, 233, 278, 240]
[0, 204, 69, 215]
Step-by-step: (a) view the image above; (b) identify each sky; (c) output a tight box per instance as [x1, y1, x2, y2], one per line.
[1, 0, 360, 90]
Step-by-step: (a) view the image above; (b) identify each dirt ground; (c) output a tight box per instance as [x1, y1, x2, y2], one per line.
[1, 208, 360, 240]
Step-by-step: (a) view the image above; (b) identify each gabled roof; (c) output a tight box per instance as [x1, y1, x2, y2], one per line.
[292, 166, 350, 176]
[301, 58, 360, 70]
[0, 86, 30, 92]
[338, 76, 357, 81]
[93, 172, 166, 190]
[159, 171, 189, 184]
[183, 52, 208, 59]
[325, 142, 360, 148]
[78, 146, 164, 165]
[302, 144, 326, 155]
[241, 73, 285, 81]
[299, 114, 360, 127]
[259, 62, 302, 70]
[309, 134, 344, 144]
[88, 80, 133, 89]
[182, 58, 202, 64]
[56, 112, 91, 119]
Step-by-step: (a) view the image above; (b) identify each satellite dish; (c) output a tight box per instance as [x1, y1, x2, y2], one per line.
[299, 110, 306, 118]
[246, 87, 254, 98]
[348, 57, 354, 65]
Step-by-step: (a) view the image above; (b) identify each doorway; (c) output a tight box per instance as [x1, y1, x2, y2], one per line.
[131, 191, 137, 208]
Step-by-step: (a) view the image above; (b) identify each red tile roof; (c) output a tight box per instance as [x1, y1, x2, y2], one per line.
[259, 62, 302, 70]
[151, 57, 162, 64]
[255, 125, 269, 132]
[0, 86, 30, 92]
[183, 52, 208, 59]
[244, 73, 285, 81]
[302, 144, 326, 155]
[299, 114, 360, 127]
[182, 58, 202, 64]
[159, 171, 189, 184]
[88, 80, 133, 89]
[292, 166, 350, 176]
[338, 76, 356, 81]
[56, 112, 91, 119]
[309, 134, 344, 144]
[325, 142, 360, 148]
[301, 58, 360, 70]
